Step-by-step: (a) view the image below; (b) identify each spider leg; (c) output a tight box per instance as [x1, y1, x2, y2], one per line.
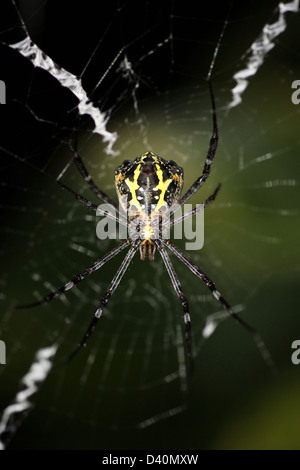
[170, 183, 221, 227]
[66, 240, 140, 362]
[155, 240, 193, 366]
[70, 135, 119, 211]
[173, 80, 218, 211]
[57, 180, 127, 227]
[165, 240, 276, 372]
[16, 240, 130, 308]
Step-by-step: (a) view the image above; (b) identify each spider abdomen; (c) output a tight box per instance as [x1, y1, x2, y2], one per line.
[115, 151, 184, 214]
[114, 151, 184, 260]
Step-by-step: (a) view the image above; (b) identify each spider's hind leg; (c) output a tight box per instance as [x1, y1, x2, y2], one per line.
[69, 133, 119, 211]
[174, 80, 219, 210]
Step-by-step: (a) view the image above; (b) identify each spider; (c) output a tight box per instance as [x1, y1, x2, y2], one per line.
[18, 81, 257, 364]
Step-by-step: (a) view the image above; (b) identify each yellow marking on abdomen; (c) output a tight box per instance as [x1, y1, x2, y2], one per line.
[154, 163, 172, 211]
[125, 164, 142, 211]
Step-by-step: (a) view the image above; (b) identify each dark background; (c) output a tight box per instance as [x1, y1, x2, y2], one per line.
[0, 0, 300, 450]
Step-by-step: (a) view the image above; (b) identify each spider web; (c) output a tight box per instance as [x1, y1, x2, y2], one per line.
[0, 0, 300, 450]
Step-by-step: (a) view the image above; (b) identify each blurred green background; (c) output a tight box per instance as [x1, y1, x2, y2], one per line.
[0, 0, 300, 450]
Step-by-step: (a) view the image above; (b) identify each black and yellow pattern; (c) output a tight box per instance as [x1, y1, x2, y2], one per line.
[114, 151, 184, 216]
[114, 151, 184, 260]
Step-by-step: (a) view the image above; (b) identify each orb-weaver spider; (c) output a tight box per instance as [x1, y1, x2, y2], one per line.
[18, 81, 261, 365]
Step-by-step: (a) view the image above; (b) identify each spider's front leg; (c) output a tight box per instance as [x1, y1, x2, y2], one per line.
[16, 240, 130, 309]
[155, 240, 193, 367]
[66, 240, 141, 363]
[165, 240, 276, 372]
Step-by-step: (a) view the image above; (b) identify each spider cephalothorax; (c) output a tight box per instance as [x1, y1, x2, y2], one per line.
[114, 151, 184, 260]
